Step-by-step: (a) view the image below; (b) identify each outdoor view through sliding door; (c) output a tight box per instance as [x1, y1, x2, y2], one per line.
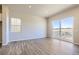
[61, 17, 73, 42]
[52, 17, 73, 43]
[52, 20, 61, 39]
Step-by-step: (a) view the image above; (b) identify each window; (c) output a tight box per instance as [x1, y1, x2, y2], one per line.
[11, 18, 21, 32]
[52, 16, 73, 42]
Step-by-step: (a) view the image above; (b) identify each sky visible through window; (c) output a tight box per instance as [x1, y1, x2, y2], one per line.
[52, 17, 73, 28]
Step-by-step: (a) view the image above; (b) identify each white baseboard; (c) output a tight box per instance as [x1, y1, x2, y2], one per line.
[9, 37, 47, 43]
[2, 42, 9, 46]
[2, 43, 8, 46]
[73, 42, 79, 46]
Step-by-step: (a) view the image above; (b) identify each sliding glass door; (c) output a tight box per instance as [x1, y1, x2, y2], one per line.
[52, 20, 61, 39]
[61, 17, 73, 42]
[52, 17, 73, 43]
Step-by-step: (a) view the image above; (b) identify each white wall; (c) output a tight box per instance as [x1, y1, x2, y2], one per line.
[9, 9, 47, 42]
[2, 5, 9, 45]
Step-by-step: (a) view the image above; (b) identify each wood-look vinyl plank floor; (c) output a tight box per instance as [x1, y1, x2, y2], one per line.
[0, 38, 79, 55]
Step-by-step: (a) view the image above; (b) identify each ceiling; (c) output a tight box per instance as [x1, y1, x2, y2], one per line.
[6, 4, 76, 18]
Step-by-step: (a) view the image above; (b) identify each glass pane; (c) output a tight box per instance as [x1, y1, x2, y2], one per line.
[11, 18, 21, 25]
[61, 17, 73, 42]
[11, 25, 21, 32]
[52, 20, 60, 29]
[52, 20, 60, 39]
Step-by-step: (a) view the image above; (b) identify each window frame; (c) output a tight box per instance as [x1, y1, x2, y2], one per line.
[10, 18, 21, 32]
